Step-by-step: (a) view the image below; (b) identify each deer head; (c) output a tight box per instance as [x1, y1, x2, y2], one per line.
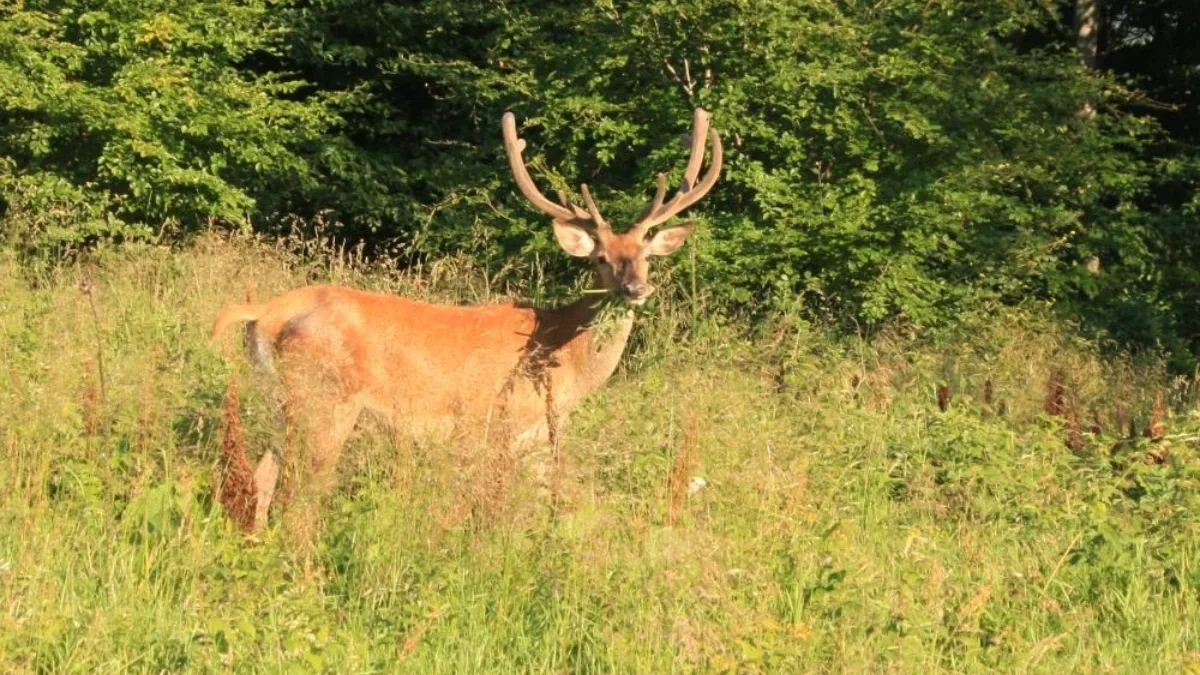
[502, 109, 723, 305]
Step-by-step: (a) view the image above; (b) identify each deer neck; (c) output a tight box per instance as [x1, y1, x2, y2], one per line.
[572, 291, 635, 392]
[529, 284, 635, 395]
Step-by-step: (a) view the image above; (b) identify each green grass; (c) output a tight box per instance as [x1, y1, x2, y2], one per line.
[1, 235, 1198, 674]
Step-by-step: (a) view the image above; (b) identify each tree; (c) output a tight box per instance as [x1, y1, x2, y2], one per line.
[2, 0, 1195, 366]
[0, 0, 336, 248]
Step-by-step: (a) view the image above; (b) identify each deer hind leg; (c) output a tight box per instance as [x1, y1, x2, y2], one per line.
[305, 399, 363, 494]
[279, 395, 362, 553]
[249, 398, 360, 532]
[283, 390, 364, 498]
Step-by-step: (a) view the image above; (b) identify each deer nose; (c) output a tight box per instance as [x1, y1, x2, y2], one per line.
[621, 281, 650, 300]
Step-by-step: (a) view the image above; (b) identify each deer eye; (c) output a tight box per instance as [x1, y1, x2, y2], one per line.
[594, 254, 608, 265]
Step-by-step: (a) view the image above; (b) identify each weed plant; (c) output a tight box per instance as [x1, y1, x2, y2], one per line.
[1, 235, 1198, 673]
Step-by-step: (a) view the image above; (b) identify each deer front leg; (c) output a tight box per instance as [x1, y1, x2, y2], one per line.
[252, 451, 279, 532]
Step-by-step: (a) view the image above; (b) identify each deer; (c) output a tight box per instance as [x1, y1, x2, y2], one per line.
[211, 108, 722, 531]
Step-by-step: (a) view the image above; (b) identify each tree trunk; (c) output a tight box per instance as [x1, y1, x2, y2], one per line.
[1075, 0, 1099, 70]
[1075, 0, 1099, 119]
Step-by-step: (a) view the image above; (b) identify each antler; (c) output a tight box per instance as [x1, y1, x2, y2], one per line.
[501, 112, 610, 234]
[631, 108, 723, 237]
[501, 109, 720, 237]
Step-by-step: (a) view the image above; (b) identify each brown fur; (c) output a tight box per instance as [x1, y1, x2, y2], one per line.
[212, 109, 717, 533]
[211, 224, 695, 530]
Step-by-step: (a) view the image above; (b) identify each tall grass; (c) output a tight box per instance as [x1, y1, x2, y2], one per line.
[1, 235, 1198, 673]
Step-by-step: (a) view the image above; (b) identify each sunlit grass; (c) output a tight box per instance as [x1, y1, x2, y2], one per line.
[1, 235, 1198, 673]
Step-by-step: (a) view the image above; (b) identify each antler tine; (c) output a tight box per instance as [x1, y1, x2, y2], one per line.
[501, 112, 590, 226]
[632, 108, 723, 234]
[680, 108, 711, 192]
[636, 173, 668, 222]
[556, 189, 591, 221]
[579, 184, 612, 234]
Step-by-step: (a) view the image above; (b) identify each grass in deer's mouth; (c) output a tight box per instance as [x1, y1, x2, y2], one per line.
[1, 235, 1197, 674]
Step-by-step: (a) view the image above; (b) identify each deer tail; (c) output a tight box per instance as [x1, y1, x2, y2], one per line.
[211, 302, 265, 342]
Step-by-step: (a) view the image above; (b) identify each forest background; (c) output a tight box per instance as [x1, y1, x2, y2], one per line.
[2, 0, 1197, 368]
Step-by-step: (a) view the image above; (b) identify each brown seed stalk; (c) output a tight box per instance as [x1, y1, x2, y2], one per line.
[1044, 369, 1066, 418]
[1145, 392, 1165, 440]
[667, 412, 699, 526]
[219, 374, 257, 533]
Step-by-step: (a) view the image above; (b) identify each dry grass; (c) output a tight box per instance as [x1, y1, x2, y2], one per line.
[0, 234, 1198, 674]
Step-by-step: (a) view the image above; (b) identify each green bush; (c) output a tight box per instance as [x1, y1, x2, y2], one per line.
[0, 0, 337, 247]
[2, 0, 1197, 365]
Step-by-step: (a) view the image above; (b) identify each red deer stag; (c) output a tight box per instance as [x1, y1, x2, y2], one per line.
[212, 109, 722, 530]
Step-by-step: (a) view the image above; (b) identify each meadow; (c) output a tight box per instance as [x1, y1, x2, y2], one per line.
[1, 235, 1198, 674]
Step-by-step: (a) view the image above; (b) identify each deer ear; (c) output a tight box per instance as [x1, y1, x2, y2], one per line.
[552, 221, 596, 257]
[646, 222, 695, 256]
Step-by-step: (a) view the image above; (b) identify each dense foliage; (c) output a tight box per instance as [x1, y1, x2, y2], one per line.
[1, 0, 1197, 365]
[0, 0, 337, 241]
